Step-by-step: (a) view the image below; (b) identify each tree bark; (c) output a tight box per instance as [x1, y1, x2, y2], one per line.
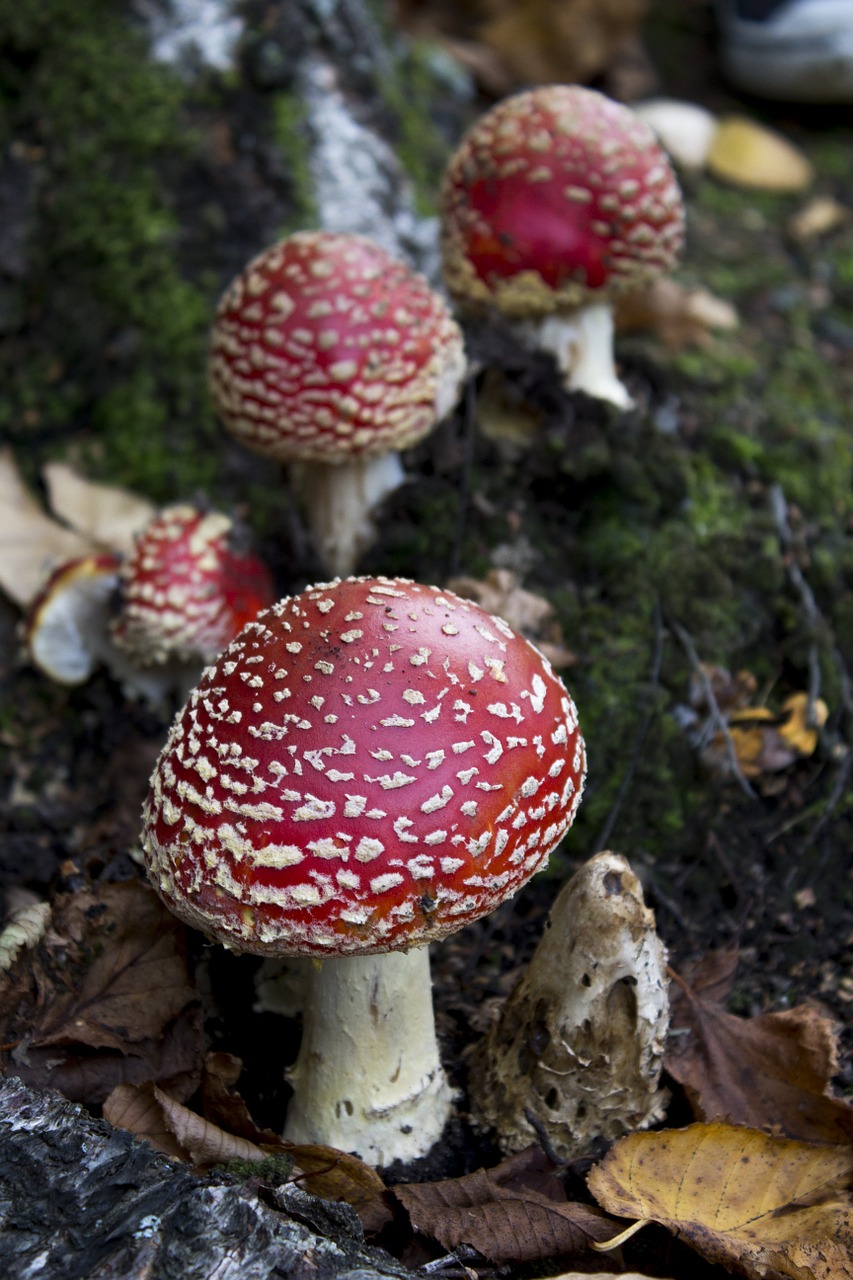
[0, 1077, 412, 1280]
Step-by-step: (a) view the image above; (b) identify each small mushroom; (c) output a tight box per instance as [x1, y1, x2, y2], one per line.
[141, 575, 586, 1165]
[469, 851, 669, 1158]
[209, 232, 467, 577]
[440, 85, 684, 407]
[112, 503, 275, 669]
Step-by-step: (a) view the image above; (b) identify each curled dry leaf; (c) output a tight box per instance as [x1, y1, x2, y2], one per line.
[707, 116, 813, 192]
[446, 568, 576, 668]
[667, 950, 853, 1145]
[614, 279, 739, 351]
[588, 1122, 853, 1279]
[42, 461, 156, 555]
[0, 448, 91, 607]
[394, 1146, 617, 1265]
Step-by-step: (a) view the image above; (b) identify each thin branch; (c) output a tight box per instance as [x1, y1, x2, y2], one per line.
[769, 483, 822, 720]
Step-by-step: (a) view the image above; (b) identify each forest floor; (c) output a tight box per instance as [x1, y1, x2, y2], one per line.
[1, 1, 852, 1277]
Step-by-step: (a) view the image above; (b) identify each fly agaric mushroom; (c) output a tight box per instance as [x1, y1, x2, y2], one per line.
[141, 575, 586, 1165]
[440, 85, 684, 408]
[209, 231, 467, 578]
[24, 552, 123, 685]
[112, 503, 275, 669]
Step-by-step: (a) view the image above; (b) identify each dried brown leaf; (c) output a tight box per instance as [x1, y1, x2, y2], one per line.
[200, 1051, 281, 1146]
[41, 462, 155, 555]
[615, 279, 738, 351]
[667, 954, 853, 1145]
[589, 1122, 853, 1279]
[0, 448, 91, 607]
[394, 1148, 616, 1264]
[32, 881, 198, 1051]
[103, 1081, 187, 1160]
[0, 879, 203, 1104]
[447, 569, 576, 668]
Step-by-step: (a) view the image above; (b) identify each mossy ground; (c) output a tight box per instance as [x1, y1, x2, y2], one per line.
[0, 0, 851, 1109]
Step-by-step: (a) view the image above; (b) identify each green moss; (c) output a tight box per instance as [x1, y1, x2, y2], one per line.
[0, 0, 219, 502]
[271, 92, 318, 233]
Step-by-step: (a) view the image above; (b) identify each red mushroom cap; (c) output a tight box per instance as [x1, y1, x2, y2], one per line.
[209, 231, 467, 464]
[25, 552, 123, 685]
[441, 85, 684, 318]
[142, 576, 586, 957]
[113, 504, 275, 667]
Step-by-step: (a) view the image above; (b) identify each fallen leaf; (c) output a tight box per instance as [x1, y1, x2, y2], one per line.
[42, 461, 155, 555]
[0, 879, 203, 1104]
[447, 568, 576, 668]
[707, 116, 813, 192]
[777, 692, 828, 756]
[103, 1081, 188, 1160]
[200, 1051, 281, 1146]
[31, 882, 198, 1052]
[106, 1075, 390, 1225]
[615, 279, 739, 351]
[588, 1122, 853, 1279]
[666, 952, 853, 1145]
[632, 98, 719, 170]
[394, 1147, 617, 1264]
[0, 448, 91, 606]
[788, 196, 851, 242]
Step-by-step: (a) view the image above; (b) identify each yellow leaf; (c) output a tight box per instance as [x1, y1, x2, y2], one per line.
[778, 692, 828, 757]
[708, 117, 813, 192]
[588, 1122, 853, 1279]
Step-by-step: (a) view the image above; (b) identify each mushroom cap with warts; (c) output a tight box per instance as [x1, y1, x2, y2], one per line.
[440, 84, 684, 320]
[209, 231, 467, 464]
[141, 576, 586, 957]
[112, 504, 275, 667]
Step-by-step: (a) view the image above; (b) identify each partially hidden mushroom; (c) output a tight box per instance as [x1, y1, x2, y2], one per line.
[209, 231, 467, 578]
[141, 575, 586, 1166]
[468, 850, 669, 1158]
[112, 502, 276, 673]
[440, 85, 684, 408]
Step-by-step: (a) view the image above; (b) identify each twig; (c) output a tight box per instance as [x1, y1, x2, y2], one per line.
[669, 618, 758, 799]
[768, 483, 822, 720]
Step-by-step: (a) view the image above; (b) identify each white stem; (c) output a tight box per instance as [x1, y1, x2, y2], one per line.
[283, 947, 454, 1166]
[516, 303, 633, 409]
[295, 452, 406, 579]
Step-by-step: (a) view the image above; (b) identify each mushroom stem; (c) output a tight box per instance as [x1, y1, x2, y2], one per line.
[517, 302, 633, 410]
[283, 945, 454, 1166]
[294, 451, 406, 579]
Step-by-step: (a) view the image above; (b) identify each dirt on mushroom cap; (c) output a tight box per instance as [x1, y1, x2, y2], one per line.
[141, 576, 586, 957]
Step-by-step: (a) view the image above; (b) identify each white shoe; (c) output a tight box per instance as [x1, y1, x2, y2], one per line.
[717, 0, 853, 101]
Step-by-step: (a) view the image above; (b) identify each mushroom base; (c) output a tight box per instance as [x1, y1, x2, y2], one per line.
[295, 451, 406, 579]
[515, 302, 633, 409]
[283, 946, 454, 1167]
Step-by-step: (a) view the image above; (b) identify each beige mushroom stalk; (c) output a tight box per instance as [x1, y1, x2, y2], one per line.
[209, 232, 467, 577]
[469, 850, 669, 1158]
[142, 576, 586, 1165]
